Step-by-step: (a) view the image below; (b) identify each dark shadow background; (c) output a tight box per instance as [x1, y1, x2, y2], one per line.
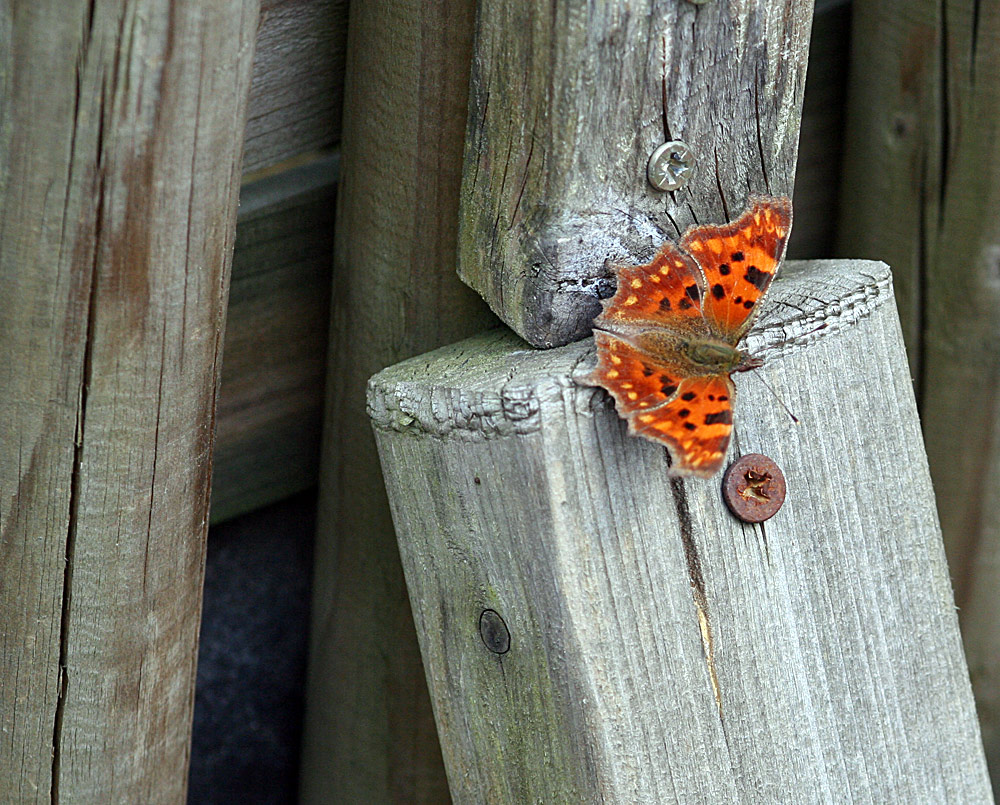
[188, 492, 315, 804]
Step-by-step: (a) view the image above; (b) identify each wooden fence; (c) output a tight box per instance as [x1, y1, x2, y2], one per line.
[1, 0, 998, 801]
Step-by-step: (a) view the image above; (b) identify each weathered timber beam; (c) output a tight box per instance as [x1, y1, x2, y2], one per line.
[298, 0, 496, 800]
[838, 1, 1000, 785]
[370, 259, 992, 803]
[459, 0, 814, 347]
[0, 2, 259, 800]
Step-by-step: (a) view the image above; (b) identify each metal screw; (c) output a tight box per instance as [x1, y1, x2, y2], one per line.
[722, 453, 786, 523]
[479, 609, 511, 654]
[647, 140, 694, 191]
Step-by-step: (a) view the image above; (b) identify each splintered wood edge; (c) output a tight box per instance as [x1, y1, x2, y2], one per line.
[368, 259, 892, 437]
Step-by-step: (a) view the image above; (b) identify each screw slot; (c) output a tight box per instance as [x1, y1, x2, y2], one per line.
[722, 453, 786, 523]
[647, 140, 695, 191]
[479, 609, 511, 655]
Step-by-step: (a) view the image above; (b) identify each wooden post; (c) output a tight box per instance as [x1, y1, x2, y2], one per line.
[838, 0, 1000, 782]
[0, 2, 258, 800]
[298, 0, 496, 801]
[370, 260, 993, 802]
[458, 0, 814, 347]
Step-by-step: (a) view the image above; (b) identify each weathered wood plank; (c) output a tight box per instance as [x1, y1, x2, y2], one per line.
[298, 0, 496, 801]
[838, 0, 1000, 787]
[370, 259, 992, 803]
[458, 0, 813, 347]
[242, 0, 347, 174]
[0, 2, 258, 800]
[211, 153, 337, 524]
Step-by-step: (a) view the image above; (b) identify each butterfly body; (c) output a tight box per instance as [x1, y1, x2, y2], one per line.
[585, 196, 792, 478]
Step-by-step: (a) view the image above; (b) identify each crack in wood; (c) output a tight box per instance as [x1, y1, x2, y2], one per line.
[669, 478, 723, 720]
[51, 55, 109, 797]
[754, 61, 771, 195]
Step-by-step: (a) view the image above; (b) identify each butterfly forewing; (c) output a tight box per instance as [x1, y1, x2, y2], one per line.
[595, 241, 709, 335]
[680, 196, 791, 342]
[588, 332, 686, 413]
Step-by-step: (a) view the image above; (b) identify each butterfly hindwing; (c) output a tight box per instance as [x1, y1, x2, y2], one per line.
[628, 375, 736, 478]
[681, 196, 791, 342]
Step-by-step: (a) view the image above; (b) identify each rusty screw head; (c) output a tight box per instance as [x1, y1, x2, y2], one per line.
[722, 453, 786, 523]
[479, 609, 511, 655]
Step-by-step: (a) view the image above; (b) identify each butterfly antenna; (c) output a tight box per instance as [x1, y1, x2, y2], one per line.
[748, 370, 799, 424]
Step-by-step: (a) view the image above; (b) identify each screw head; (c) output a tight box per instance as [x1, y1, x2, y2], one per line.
[479, 609, 511, 654]
[722, 453, 786, 523]
[647, 140, 694, 191]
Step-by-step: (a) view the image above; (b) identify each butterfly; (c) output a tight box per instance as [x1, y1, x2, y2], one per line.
[584, 195, 792, 478]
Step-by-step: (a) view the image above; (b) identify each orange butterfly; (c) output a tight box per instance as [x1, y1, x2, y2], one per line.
[585, 196, 792, 478]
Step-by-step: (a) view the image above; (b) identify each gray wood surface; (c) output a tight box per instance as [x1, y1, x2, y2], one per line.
[371, 259, 992, 803]
[838, 0, 1000, 787]
[242, 0, 347, 174]
[458, 0, 814, 348]
[0, 2, 258, 800]
[212, 153, 337, 523]
[298, 0, 496, 801]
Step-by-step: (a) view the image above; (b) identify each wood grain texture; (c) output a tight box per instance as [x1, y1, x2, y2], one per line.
[838, 1, 1000, 788]
[458, 0, 814, 347]
[370, 259, 992, 803]
[298, 0, 497, 801]
[242, 0, 347, 174]
[211, 153, 337, 524]
[0, 2, 258, 800]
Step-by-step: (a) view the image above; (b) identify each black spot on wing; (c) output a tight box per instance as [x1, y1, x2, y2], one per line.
[683, 422, 696, 431]
[718, 263, 731, 276]
[744, 265, 769, 290]
[711, 283, 725, 300]
[704, 410, 732, 425]
[659, 297, 672, 312]
[731, 251, 744, 262]
[681, 391, 696, 401]
[685, 284, 701, 302]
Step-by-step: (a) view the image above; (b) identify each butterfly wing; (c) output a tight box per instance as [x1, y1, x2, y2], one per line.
[593, 241, 709, 335]
[680, 196, 791, 343]
[586, 331, 686, 412]
[630, 375, 736, 478]
[587, 197, 788, 477]
[586, 332, 736, 478]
